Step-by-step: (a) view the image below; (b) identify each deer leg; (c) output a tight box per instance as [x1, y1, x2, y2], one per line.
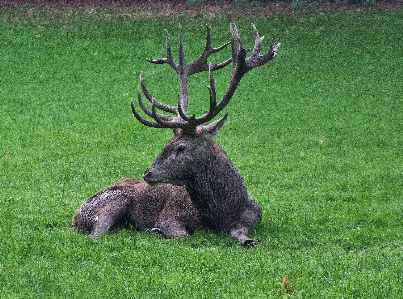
[230, 199, 262, 246]
[90, 214, 114, 239]
[151, 193, 200, 239]
[90, 201, 130, 239]
[153, 218, 191, 238]
[229, 226, 256, 246]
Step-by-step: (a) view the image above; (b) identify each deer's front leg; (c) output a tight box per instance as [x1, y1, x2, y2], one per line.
[230, 199, 262, 246]
[229, 226, 257, 246]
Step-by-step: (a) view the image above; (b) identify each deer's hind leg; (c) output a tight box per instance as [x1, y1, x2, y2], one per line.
[89, 191, 131, 239]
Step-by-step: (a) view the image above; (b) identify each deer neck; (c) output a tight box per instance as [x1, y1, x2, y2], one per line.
[185, 141, 248, 224]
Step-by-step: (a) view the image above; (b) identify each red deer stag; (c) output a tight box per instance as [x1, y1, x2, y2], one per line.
[131, 23, 280, 245]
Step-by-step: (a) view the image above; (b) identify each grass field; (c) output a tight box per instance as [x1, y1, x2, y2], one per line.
[1, 5, 403, 298]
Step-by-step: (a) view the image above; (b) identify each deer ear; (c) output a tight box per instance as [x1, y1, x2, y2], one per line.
[173, 128, 182, 137]
[197, 113, 228, 140]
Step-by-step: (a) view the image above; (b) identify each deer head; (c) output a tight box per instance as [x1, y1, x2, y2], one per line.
[131, 23, 280, 184]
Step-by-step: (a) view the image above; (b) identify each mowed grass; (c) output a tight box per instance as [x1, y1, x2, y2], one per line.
[1, 6, 403, 298]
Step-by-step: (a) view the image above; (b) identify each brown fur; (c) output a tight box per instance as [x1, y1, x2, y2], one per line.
[72, 177, 200, 239]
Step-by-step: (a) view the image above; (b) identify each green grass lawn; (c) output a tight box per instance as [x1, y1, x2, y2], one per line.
[1, 5, 403, 298]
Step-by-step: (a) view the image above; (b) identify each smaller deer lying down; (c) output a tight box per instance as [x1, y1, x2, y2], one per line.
[72, 177, 200, 239]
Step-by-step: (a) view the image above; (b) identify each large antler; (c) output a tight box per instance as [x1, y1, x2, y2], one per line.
[131, 23, 280, 134]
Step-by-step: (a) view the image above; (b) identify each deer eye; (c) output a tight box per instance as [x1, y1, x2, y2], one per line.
[176, 144, 186, 158]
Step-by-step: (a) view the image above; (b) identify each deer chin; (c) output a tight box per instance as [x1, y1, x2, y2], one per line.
[146, 179, 187, 187]
[143, 175, 187, 187]
[143, 174, 173, 186]
[142, 176, 163, 186]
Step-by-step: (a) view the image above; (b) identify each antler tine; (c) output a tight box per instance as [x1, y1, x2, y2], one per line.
[137, 87, 153, 118]
[146, 29, 178, 72]
[188, 25, 232, 75]
[251, 23, 263, 58]
[207, 64, 217, 115]
[210, 57, 232, 72]
[131, 100, 163, 128]
[151, 102, 187, 129]
[193, 64, 217, 124]
[137, 88, 175, 122]
[245, 23, 281, 70]
[177, 24, 190, 118]
[130, 72, 178, 129]
[139, 72, 178, 115]
[178, 24, 186, 73]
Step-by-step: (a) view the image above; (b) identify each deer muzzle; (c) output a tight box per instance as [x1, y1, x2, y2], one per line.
[142, 170, 159, 186]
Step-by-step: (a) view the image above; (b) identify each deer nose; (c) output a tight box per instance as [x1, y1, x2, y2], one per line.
[142, 171, 151, 181]
[142, 170, 155, 184]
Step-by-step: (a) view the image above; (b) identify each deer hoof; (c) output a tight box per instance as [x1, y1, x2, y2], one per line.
[242, 238, 257, 247]
[148, 227, 166, 238]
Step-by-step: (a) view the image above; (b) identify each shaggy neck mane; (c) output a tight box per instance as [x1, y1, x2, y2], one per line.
[184, 141, 249, 231]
